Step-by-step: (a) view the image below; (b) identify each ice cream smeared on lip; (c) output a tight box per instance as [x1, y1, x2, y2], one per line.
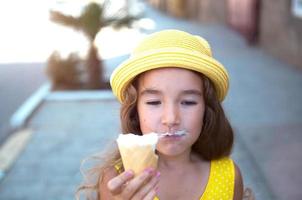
[158, 130, 187, 137]
[116, 133, 159, 175]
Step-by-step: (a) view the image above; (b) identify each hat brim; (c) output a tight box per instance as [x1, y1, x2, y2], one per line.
[110, 48, 229, 102]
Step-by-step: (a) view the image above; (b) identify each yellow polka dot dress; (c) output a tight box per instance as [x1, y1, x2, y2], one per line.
[115, 157, 235, 200]
[199, 157, 235, 199]
[153, 157, 235, 200]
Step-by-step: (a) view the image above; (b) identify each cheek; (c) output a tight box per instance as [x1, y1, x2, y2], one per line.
[138, 115, 155, 133]
[139, 116, 147, 127]
[137, 104, 156, 133]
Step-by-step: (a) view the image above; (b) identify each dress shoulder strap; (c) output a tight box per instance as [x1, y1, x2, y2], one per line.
[200, 157, 235, 200]
[114, 159, 124, 174]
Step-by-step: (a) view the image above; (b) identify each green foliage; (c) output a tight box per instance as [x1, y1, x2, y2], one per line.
[79, 2, 103, 41]
[49, 1, 139, 42]
[49, 10, 80, 29]
[48, 0, 142, 90]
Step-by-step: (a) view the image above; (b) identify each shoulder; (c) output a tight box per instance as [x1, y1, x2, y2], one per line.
[211, 156, 233, 169]
[102, 166, 119, 182]
[233, 162, 244, 200]
[211, 157, 243, 199]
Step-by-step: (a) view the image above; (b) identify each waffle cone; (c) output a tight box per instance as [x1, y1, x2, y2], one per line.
[119, 144, 158, 175]
[117, 133, 158, 175]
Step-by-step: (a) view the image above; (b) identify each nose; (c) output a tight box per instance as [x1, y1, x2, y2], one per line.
[161, 103, 180, 128]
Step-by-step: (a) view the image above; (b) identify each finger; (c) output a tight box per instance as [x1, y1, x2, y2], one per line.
[142, 187, 157, 200]
[122, 168, 155, 199]
[132, 172, 160, 200]
[107, 170, 134, 194]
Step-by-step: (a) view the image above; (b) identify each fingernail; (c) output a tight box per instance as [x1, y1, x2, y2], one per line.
[144, 168, 154, 175]
[155, 171, 161, 178]
[125, 170, 133, 178]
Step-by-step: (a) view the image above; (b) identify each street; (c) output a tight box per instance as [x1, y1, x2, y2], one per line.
[0, 62, 46, 144]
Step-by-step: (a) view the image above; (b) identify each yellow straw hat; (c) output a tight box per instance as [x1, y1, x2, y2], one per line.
[110, 29, 229, 103]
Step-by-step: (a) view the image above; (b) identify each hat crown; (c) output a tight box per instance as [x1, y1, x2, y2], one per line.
[133, 30, 212, 57]
[110, 29, 229, 103]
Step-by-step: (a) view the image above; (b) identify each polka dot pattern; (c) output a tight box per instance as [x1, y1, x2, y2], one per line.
[199, 157, 235, 200]
[152, 157, 235, 200]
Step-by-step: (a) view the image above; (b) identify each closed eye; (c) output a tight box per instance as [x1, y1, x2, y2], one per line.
[146, 101, 161, 105]
[181, 100, 197, 105]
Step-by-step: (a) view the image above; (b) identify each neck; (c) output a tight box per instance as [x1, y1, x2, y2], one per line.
[158, 149, 196, 170]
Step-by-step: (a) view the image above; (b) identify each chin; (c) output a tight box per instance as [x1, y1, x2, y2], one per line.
[156, 145, 187, 157]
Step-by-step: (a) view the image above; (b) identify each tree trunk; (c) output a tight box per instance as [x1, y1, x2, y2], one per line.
[86, 44, 104, 89]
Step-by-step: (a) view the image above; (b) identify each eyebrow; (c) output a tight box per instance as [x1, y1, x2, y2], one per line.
[139, 88, 202, 96]
[140, 88, 162, 96]
[181, 89, 203, 96]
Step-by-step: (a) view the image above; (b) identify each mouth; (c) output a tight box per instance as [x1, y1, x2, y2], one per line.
[159, 130, 187, 137]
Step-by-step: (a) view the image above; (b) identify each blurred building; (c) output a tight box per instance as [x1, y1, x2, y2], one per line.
[148, 0, 302, 69]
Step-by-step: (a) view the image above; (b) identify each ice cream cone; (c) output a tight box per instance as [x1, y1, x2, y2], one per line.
[116, 133, 159, 175]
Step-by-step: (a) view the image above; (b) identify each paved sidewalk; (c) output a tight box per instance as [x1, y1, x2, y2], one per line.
[1, 3, 302, 200]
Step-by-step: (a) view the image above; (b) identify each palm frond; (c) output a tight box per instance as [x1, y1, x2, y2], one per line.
[79, 2, 103, 41]
[49, 10, 80, 30]
[104, 14, 140, 29]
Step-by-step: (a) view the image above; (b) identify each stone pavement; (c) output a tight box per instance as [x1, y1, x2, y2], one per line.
[1, 3, 302, 200]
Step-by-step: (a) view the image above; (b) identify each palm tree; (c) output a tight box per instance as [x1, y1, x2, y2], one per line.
[50, 1, 140, 89]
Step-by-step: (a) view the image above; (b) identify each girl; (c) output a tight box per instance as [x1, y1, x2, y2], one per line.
[78, 29, 246, 200]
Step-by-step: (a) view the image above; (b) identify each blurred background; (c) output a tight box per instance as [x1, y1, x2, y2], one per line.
[0, 0, 301, 199]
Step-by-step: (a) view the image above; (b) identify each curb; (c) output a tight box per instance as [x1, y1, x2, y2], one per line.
[10, 83, 51, 129]
[45, 89, 115, 101]
[0, 83, 50, 182]
[0, 86, 116, 182]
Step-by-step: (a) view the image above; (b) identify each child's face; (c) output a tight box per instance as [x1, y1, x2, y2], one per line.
[137, 68, 205, 156]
